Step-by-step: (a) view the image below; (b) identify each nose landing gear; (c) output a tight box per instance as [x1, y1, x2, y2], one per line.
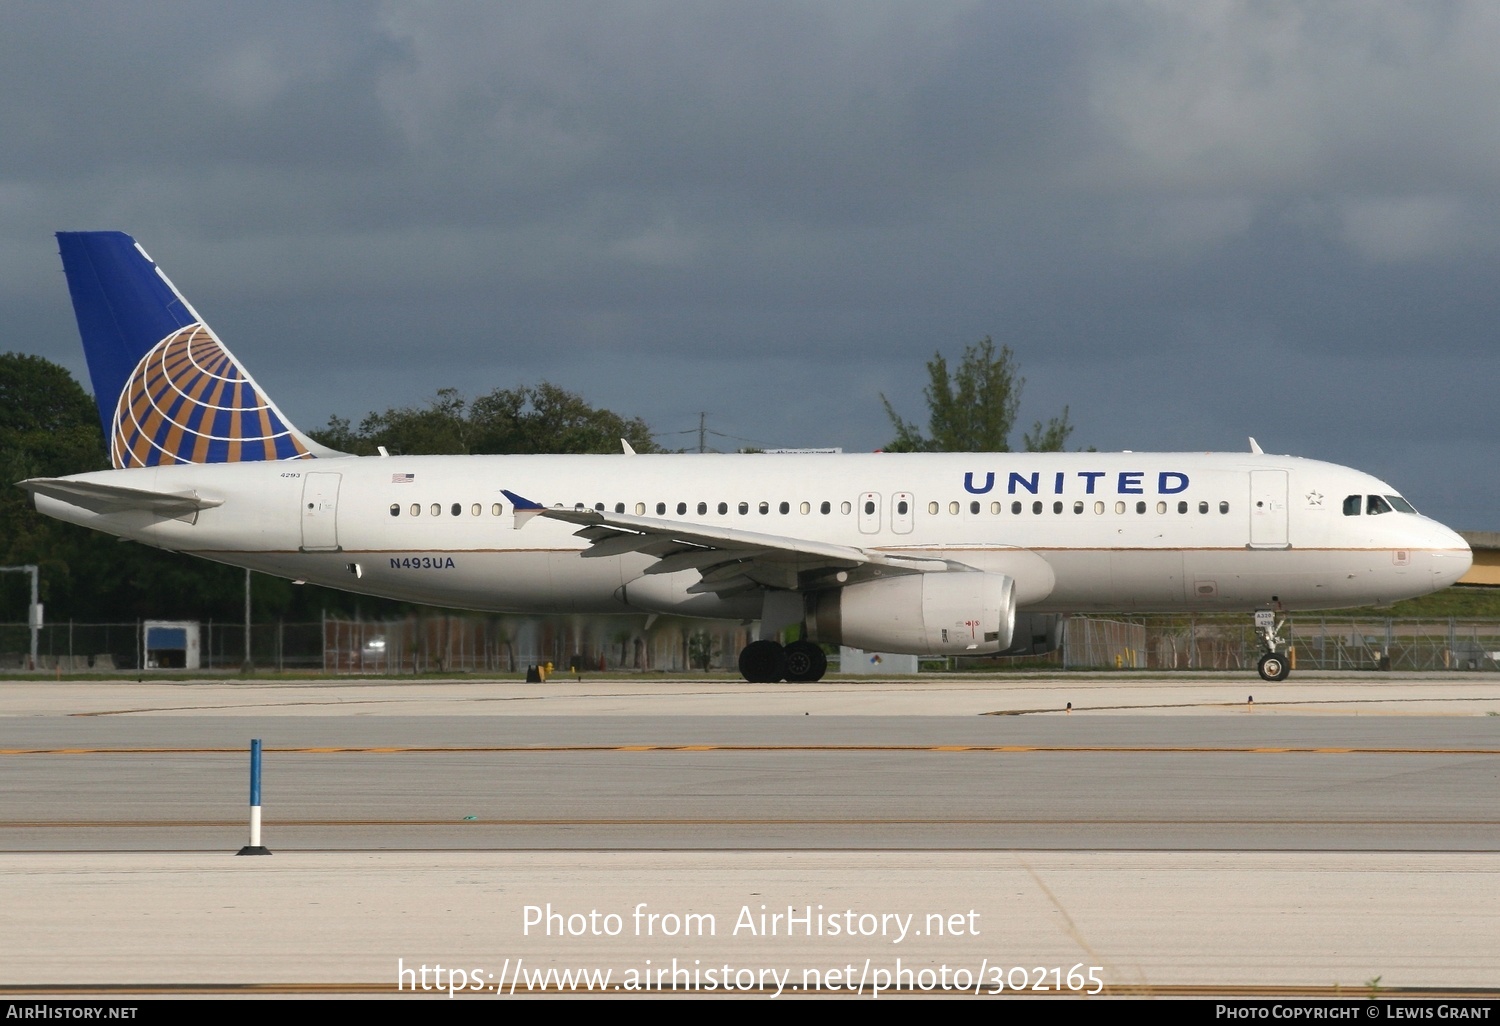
[1254, 609, 1291, 682]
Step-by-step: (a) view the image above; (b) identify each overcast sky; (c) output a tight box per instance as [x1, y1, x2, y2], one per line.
[2, 2, 1495, 527]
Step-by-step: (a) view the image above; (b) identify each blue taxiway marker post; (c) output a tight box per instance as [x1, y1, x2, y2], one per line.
[236, 738, 272, 855]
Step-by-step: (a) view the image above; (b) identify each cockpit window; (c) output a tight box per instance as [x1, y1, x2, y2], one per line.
[1366, 495, 1393, 516]
[1343, 495, 1361, 516]
[1385, 494, 1418, 514]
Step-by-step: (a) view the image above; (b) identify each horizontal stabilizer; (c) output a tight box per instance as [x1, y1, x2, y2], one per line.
[19, 478, 223, 518]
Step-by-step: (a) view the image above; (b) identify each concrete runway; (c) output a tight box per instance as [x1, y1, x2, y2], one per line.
[2, 671, 1498, 999]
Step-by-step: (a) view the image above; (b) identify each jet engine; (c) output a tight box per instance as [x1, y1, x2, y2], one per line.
[806, 571, 1016, 655]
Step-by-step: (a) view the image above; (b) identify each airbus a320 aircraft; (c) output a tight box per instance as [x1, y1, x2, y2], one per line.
[22, 232, 1472, 682]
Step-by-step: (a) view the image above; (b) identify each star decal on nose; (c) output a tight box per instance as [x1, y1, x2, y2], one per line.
[1305, 491, 1323, 506]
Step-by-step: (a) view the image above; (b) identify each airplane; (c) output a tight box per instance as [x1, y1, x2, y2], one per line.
[20, 231, 1473, 683]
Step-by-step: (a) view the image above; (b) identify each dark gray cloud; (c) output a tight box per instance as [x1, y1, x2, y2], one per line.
[2, 1, 1497, 526]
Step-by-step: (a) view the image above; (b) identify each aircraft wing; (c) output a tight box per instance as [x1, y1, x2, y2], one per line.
[19, 478, 223, 520]
[503, 490, 975, 594]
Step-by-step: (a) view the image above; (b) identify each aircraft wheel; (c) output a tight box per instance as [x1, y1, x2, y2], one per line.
[784, 640, 828, 682]
[1257, 652, 1291, 682]
[738, 640, 787, 683]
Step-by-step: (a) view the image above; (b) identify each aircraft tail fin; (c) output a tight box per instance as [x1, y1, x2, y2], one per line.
[55, 231, 343, 468]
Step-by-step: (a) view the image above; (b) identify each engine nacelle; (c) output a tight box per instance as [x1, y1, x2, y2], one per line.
[807, 571, 1016, 655]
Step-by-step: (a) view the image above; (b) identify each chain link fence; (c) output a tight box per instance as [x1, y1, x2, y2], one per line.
[3, 613, 1499, 674]
[0, 614, 753, 674]
[1060, 615, 1500, 672]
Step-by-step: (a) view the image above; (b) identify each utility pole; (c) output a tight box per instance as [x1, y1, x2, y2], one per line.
[1, 565, 40, 670]
[242, 568, 253, 674]
[699, 411, 706, 454]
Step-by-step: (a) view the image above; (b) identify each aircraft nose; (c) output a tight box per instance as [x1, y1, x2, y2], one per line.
[1426, 522, 1472, 589]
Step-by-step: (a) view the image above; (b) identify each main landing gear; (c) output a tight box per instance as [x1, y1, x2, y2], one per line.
[738, 639, 828, 683]
[1254, 608, 1291, 682]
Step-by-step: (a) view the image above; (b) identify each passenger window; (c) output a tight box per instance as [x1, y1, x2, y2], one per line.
[594, 502, 605, 511]
[738, 502, 749, 515]
[1032, 501, 1043, 514]
[451, 503, 461, 516]
[1053, 501, 1063, 514]
[821, 501, 832, 515]
[635, 502, 646, 515]
[1156, 501, 1166, 514]
[492, 503, 503, 516]
[865, 500, 876, 515]
[411, 504, 421, 517]
[1366, 495, 1392, 515]
[1219, 501, 1230, 514]
[718, 502, 728, 515]
[779, 501, 789, 514]
[616, 503, 625, 514]
[1177, 501, 1187, 514]
[1199, 501, 1209, 514]
[1114, 501, 1125, 514]
[1094, 501, 1104, 514]
[991, 501, 1001, 514]
[928, 501, 939, 515]
[840, 501, 852, 514]
[1073, 501, 1084, 514]
[898, 500, 910, 515]
[970, 500, 980, 515]
[430, 503, 441, 517]
[1011, 501, 1022, 515]
[389, 504, 400, 517]
[1135, 501, 1146, 514]
[471, 503, 481, 516]
[656, 502, 666, 515]
[799, 501, 810, 514]
[698, 502, 708, 515]
[759, 501, 770, 514]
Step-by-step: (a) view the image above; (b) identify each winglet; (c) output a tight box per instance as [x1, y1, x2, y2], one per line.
[502, 489, 546, 529]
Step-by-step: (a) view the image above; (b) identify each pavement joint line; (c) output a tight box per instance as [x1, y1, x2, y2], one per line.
[3, 744, 1497, 755]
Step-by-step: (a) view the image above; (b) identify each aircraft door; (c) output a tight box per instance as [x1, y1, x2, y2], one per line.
[858, 492, 881, 535]
[892, 491, 914, 534]
[1248, 470, 1289, 549]
[300, 472, 342, 552]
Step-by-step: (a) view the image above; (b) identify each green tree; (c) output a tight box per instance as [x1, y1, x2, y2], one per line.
[313, 383, 659, 456]
[881, 337, 1074, 452]
[0, 353, 392, 625]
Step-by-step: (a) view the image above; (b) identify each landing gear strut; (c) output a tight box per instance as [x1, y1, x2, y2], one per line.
[1254, 609, 1291, 682]
[736, 639, 828, 683]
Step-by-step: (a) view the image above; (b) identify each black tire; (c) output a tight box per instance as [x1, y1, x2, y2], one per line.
[738, 639, 787, 683]
[784, 640, 828, 682]
[1257, 652, 1290, 682]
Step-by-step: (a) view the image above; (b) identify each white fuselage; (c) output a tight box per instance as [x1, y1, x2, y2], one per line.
[32, 451, 1472, 619]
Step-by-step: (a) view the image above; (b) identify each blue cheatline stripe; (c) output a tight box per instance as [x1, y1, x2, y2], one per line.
[249, 738, 262, 808]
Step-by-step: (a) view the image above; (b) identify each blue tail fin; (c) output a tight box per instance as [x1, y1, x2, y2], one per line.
[56, 231, 338, 468]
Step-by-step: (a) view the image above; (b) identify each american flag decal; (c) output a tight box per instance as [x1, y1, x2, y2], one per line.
[392, 473, 415, 484]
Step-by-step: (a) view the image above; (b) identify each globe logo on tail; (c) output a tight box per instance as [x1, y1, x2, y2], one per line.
[110, 324, 312, 468]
